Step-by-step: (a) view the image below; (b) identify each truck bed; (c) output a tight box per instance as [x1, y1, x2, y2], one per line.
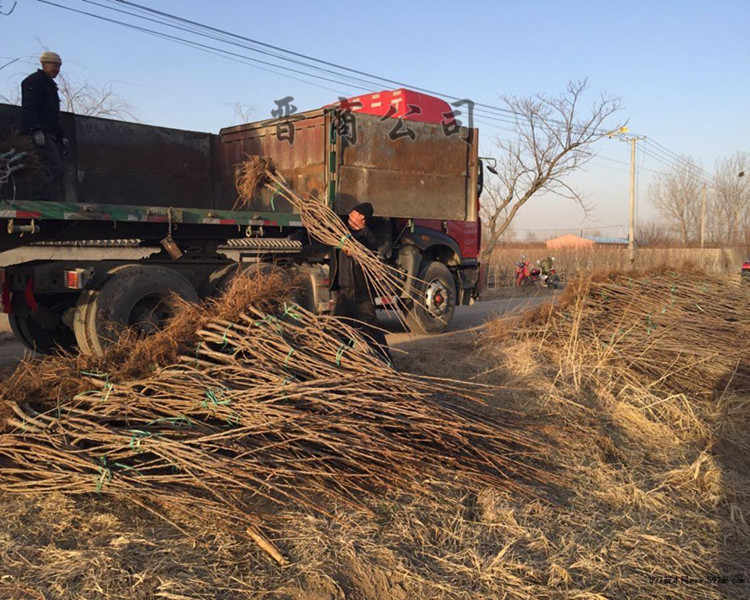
[2, 100, 478, 251]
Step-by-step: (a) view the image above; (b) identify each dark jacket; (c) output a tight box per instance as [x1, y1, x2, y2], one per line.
[331, 225, 378, 299]
[21, 69, 64, 138]
[294, 223, 378, 299]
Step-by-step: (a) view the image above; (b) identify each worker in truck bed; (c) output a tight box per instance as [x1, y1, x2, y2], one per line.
[20, 51, 69, 201]
[296, 202, 392, 365]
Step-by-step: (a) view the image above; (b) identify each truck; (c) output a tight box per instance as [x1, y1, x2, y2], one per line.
[0, 88, 485, 355]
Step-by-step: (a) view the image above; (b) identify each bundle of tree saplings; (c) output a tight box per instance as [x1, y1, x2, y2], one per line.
[234, 156, 429, 328]
[0, 274, 553, 563]
[486, 268, 750, 397]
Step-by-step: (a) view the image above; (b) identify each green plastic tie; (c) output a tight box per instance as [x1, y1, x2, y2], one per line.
[282, 302, 302, 321]
[335, 344, 346, 366]
[146, 415, 193, 428]
[101, 382, 113, 403]
[193, 341, 202, 367]
[202, 387, 231, 410]
[284, 348, 295, 365]
[95, 456, 111, 493]
[113, 462, 141, 475]
[337, 233, 352, 249]
[253, 314, 279, 329]
[335, 337, 356, 367]
[128, 429, 152, 452]
[81, 370, 109, 379]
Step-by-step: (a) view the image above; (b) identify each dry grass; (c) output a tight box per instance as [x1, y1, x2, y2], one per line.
[487, 246, 750, 287]
[1, 268, 748, 599]
[477, 268, 750, 598]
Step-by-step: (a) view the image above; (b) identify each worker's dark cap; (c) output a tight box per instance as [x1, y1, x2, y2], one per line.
[351, 202, 373, 220]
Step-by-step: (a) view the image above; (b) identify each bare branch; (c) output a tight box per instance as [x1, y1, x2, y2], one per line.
[480, 80, 623, 260]
[56, 74, 136, 120]
[711, 152, 750, 244]
[649, 156, 703, 246]
[0, 1, 18, 16]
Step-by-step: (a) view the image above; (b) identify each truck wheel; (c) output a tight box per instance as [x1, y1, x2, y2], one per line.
[9, 294, 77, 354]
[406, 261, 456, 334]
[74, 265, 198, 356]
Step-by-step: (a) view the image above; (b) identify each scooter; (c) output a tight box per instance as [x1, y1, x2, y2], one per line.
[515, 258, 541, 287]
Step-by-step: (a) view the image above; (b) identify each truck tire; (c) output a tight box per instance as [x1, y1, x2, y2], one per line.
[9, 294, 77, 354]
[405, 261, 456, 334]
[74, 265, 198, 356]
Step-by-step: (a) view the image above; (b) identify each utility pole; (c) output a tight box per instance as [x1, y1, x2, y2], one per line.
[700, 183, 707, 248]
[628, 138, 636, 264]
[624, 135, 646, 265]
[606, 127, 643, 265]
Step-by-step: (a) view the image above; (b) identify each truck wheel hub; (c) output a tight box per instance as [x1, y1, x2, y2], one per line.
[425, 280, 450, 316]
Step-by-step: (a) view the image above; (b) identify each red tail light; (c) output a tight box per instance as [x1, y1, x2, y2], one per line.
[65, 269, 85, 289]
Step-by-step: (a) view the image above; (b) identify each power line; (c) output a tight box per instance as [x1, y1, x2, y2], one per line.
[641, 141, 712, 184]
[639, 144, 712, 186]
[40, 0, 620, 138]
[96, 0, 533, 132]
[648, 138, 713, 179]
[36, 0, 713, 188]
[108, 0, 543, 122]
[83, 0, 390, 92]
[37, 0, 381, 93]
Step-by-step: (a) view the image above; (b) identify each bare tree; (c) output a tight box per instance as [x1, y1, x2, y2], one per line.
[230, 102, 255, 123]
[636, 220, 679, 247]
[1, 73, 135, 120]
[649, 156, 703, 246]
[712, 152, 749, 244]
[56, 75, 135, 119]
[480, 79, 623, 261]
[479, 179, 515, 247]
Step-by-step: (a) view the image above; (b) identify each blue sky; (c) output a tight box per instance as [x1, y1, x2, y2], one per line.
[2, 0, 748, 236]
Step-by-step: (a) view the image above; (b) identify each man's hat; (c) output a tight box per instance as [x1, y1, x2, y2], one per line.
[40, 51, 62, 65]
[351, 202, 373, 220]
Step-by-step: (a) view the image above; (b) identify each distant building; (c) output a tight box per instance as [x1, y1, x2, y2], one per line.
[545, 234, 628, 249]
[588, 236, 629, 246]
[545, 234, 594, 249]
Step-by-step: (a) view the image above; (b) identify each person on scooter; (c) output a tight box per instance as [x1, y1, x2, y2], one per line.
[539, 256, 555, 276]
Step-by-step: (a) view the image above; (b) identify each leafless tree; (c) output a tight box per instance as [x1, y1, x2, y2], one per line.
[711, 152, 749, 244]
[230, 102, 255, 123]
[636, 220, 679, 247]
[56, 75, 135, 119]
[649, 156, 703, 246]
[1, 73, 135, 120]
[479, 179, 515, 246]
[480, 79, 623, 261]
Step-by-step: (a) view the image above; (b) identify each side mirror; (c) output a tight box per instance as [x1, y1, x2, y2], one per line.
[487, 165, 498, 175]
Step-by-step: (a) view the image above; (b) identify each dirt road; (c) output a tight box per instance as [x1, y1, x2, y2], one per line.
[0, 292, 553, 374]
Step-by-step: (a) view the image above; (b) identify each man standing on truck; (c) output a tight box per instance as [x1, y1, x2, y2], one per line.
[20, 51, 69, 201]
